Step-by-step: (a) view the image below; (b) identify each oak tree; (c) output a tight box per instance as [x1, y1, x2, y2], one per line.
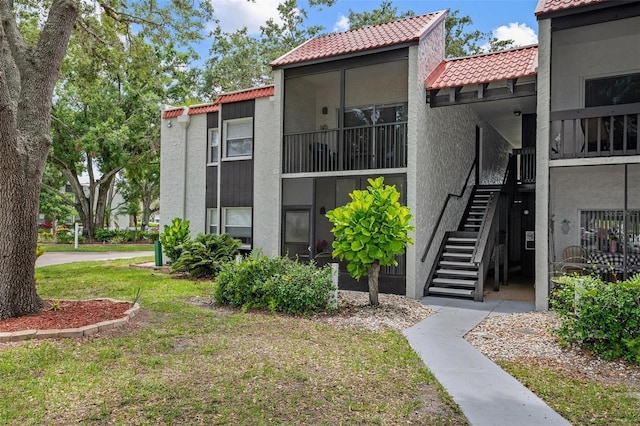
[0, 0, 210, 318]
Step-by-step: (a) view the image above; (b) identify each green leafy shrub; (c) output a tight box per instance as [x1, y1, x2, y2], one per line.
[142, 231, 160, 242]
[551, 274, 640, 363]
[262, 260, 336, 314]
[55, 228, 84, 244]
[214, 252, 336, 315]
[159, 218, 191, 262]
[171, 233, 242, 278]
[95, 228, 115, 242]
[36, 244, 44, 259]
[37, 229, 54, 243]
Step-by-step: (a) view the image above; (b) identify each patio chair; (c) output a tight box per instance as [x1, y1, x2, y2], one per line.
[562, 245, 587, 263]
[560, 245, 587, 275]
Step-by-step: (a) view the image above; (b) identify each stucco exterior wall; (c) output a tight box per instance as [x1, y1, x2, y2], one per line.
[550, 164, 640, 261]
[160, 109, 188, 232]
[160, 108, 207, 240]
[253, 77, 282, 256]
[551, 15, 640, 110]
[183, 113, 207, 233]
[481, 128, 511, 185]
[406, 16, 444, 299]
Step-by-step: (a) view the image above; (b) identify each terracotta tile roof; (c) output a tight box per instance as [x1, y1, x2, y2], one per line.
[214, 86, 274, 104]
[161, 86, 274, 119]
[162, 108, 185, 119]
[188, 103, 219, 115]
[535, 0, 609, 16]
[426, 45, 538, 90]
[270, 11, 446, 68]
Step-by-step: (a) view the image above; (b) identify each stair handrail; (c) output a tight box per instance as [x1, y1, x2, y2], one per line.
[420, 157, 476, 263]
[471, 191, 500, 264]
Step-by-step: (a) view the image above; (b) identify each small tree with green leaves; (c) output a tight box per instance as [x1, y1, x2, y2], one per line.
[326, 177, 414, 306]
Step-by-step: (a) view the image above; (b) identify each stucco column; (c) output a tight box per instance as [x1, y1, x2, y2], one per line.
[535, 18, 551, 311]
[405, 46, 419, 299]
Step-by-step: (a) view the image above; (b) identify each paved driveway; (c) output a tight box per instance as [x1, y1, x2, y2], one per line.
[36, 252, 154, 267]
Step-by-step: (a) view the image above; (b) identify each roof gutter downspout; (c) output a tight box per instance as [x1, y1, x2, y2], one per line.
[177, 111, 191, 218]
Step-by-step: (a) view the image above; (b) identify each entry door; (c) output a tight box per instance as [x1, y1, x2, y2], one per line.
[283, 208, 311, 260]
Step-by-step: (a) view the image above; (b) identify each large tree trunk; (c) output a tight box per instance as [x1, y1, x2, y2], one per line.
[367, 260, 380, 306]
[0, 135, 48, 318]
[0, 0, 78, 319]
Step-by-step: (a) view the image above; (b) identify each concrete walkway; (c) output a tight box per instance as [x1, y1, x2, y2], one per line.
[404, 297, 570, 426]
[36, 251, 154, 267]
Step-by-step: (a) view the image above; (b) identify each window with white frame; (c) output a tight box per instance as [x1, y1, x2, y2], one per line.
[224, 118, 253, 159]
[208, 128, 219, 164]
[207, 208, 218, 234]
[223, 207, 252, 247]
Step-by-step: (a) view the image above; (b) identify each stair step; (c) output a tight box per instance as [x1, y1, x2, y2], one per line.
[442, 252, 472, 259]
[428, 287, 474, 297]
[448, 237, 477, 243]
[432, 277, 477, 288]
[466, 217, 483, 222]
[464, 224, 481, 229]
[444, 245, 473, 251]
[437, 269, 478, 277]
[440, 260, 477, 268]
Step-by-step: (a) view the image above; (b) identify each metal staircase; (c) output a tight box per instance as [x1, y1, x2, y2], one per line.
[426, 186, 501, 300]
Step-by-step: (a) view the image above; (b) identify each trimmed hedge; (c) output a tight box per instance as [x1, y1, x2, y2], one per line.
[551, 274, 640, 364]
[213, 252, 337, 315]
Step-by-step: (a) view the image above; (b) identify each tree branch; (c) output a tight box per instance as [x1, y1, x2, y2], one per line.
[98, 166, 123, 185]
[41, 183, 76, 207]
[0, 0, 28, 71]
[50, 114, 80, 138]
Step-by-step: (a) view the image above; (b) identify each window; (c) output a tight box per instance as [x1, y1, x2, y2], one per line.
[207, 208, 218, 234]
[585, 73, 640, 107]
[223, 207, 252, 247]
[224, 118, 253, 159]
[208, 128, 219, 164]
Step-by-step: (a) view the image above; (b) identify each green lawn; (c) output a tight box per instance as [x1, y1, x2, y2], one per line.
[40, 243, 154, 253]
[500, 361, 640, 426]
[0, 259, 466, 425]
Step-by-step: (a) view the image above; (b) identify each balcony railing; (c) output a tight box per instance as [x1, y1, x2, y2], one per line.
[549, 103, 640, 159]
[513, 147, 535, 184]
[283, 122, 408, 173]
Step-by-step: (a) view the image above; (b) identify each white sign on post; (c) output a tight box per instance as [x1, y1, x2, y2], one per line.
[74, 223, 79, 249]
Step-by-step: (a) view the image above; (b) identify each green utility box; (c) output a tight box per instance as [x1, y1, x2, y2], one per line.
[154, 240, 163, 267]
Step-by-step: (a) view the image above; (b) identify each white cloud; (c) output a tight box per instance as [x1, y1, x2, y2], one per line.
[491, 22, 538, 48]
[332, 14, 350, 33]
[210, 0, 283, 34]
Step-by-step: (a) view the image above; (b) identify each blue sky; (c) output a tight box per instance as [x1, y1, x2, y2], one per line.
[211, 0, 540, 47]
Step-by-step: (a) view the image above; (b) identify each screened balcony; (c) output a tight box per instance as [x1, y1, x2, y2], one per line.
[282, 60, 409, 174]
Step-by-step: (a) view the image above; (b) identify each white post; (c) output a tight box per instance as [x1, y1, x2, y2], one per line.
[74, 222, 79, 249]
[330, 263, 339, 310]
